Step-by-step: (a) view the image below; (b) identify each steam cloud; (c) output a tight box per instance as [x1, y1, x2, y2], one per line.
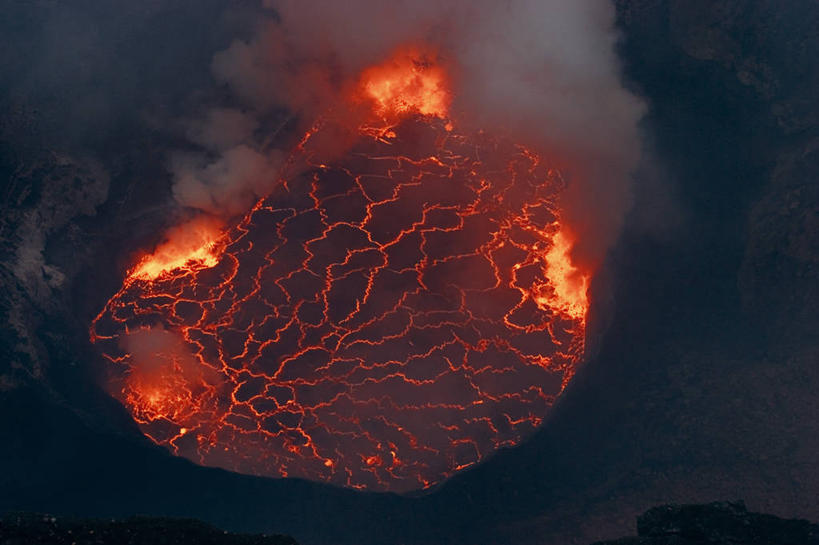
[174, 0, 645, 269]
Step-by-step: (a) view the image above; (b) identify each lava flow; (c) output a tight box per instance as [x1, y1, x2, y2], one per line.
[91, 51, 590, 492]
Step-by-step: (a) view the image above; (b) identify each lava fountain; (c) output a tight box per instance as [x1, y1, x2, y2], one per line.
[91, 50, 590, 492]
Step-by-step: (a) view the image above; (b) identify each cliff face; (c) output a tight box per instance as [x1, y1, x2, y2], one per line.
[618, 1, 818, 131]
[617, 0, 819, 343]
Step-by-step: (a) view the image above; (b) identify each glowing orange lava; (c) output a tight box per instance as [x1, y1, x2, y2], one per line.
[129, 217, 223, 281]
[91, 51, 590, 492]
[538, 228, 589, 320]
[359, 49, 450, 120]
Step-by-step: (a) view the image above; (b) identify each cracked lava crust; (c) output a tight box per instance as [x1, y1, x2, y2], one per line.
[91, 54, 589, 492]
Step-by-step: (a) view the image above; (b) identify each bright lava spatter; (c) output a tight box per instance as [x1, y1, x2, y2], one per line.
[91, 53, 589, 492]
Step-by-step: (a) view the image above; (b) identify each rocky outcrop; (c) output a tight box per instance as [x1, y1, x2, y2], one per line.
[0, 152, 109, 390]
[593, 502, 819, 545]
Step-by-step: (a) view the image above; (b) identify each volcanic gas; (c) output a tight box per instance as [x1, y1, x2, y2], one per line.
[91, 51, 589, 492]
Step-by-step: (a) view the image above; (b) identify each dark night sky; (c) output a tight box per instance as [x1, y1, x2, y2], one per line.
[1, 2, 818, 544]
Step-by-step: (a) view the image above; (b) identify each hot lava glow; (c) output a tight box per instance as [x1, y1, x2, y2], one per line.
[539, 229, 589, 320]
[360, 50, 450, 120]
[129, 217, 223, 281]
[91, 51, 590, 492]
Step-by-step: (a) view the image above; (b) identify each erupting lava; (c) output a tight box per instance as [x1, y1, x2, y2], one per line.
[129, 217, 223, 281]
[360, 49, 450, 120]
[91, 51, 590, 492]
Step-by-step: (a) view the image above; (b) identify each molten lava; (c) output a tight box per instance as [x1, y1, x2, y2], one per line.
[539, 229, 589, 320]
[129, 217, 223, 281]
[360, 49, 450, 120]
[91, 52, 590, 492]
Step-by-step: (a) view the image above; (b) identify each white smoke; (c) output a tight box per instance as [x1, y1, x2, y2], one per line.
[175, 0, 645, 267]
[170, 107, 285, 217]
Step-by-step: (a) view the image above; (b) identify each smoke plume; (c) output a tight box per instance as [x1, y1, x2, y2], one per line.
[170, 108, 286, 217]
[175, 0, 645, 269]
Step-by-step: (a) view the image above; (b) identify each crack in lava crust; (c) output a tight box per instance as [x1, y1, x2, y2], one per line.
[91, 113, 588, 492]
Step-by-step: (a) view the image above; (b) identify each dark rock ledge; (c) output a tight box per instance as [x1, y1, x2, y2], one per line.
[0, 512, 299, 545]
[593, 502, 819, 545]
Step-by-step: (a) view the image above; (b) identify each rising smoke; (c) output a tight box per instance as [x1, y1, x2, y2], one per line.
[172, 0, 645, 270]
[171, 107, 285, 217]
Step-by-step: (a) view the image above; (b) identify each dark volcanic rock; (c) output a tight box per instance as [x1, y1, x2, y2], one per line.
[616, 0, 819, 133]
[593, 502, 819, 545]
[739, 138, 819, 343]
[0, 512, 299, 545]
[617, 0, 819, 345]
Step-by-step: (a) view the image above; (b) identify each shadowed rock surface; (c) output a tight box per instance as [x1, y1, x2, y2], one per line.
[0, 513, 298, 545]
[593, 502, 819, 545]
